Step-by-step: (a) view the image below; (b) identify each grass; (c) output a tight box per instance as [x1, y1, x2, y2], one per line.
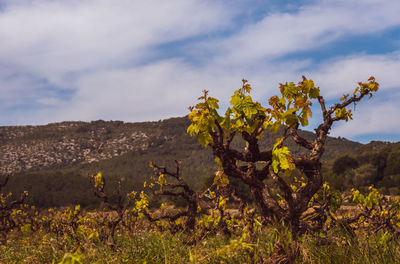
[1, 227, 400, 264]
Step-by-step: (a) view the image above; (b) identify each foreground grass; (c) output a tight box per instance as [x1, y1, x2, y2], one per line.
[299, 230, 400, 264]
[1, 228, 400, 264]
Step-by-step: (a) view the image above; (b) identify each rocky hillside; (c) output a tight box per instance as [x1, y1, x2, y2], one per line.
[0, 117, 365, 176]
[0, 120, 172, 175]
[0, 117, 366, 175]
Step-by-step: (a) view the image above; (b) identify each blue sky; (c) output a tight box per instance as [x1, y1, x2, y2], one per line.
[0, 0, 400, 143]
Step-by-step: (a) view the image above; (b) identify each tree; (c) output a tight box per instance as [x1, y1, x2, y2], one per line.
[187, 76, 379, 236]
[332, 154, 359, 175]
[384, 150, 400, 176]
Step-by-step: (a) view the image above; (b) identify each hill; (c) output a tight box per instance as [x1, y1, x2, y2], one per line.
[0, 116, 364, 207]
[324, 140, 400, 194]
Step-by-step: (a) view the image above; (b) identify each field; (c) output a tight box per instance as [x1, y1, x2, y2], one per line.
[1, 183, 400, 264]
[1, 210, 400, 264]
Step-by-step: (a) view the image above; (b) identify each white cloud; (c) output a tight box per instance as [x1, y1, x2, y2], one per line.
[0, 0, 234, 83]
[51, 60, 240, 122]
[305, 52, 400, 98]
[23, 57, 310, 124]
[211, 0, 400, 65]
[36, 97, 61, 106]
[285, 52, 400, 139]
[331, 100, 400, 139]
[0, 65, 41, 107]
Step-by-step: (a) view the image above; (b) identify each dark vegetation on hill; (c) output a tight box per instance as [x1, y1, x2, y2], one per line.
[325, 141, 400, 194]
[0, 116, 398, 208]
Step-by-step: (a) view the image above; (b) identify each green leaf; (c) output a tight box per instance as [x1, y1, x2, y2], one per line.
[284, 113, 297, 126]
[235, 118, 244, 128]
[299, 115, 308, 127]
[243, 105, 257, 119]
[334, 107, 349, 121]
[270, 121, 281, 133]
[198, 132, 213, 146]
[309, 87, 319, 99]
[220, 108, 232, 130]
[214, 171, 229, 187]
[368, 82, 378, 92]
[272, 139, 295, 173]
[303, 79, 315, 91]
[195, 102, 206, 109]
[206, 97, 219, 109]
[186, 124, 196, 136]
[230, 94, 242, 108]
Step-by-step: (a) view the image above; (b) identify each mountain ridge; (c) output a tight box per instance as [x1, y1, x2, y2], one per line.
[0, 116, 366, 175]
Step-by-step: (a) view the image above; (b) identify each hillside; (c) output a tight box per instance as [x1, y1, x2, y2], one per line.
[324, 140, 400, 194]
[0, 116, 363, 207]
[0, 120, 166, 174]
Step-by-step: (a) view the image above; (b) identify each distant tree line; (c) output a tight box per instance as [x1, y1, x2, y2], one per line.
[326, 142, 400, 194]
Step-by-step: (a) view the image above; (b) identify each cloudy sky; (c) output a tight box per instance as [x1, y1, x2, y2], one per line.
[0, 0, 399, 143]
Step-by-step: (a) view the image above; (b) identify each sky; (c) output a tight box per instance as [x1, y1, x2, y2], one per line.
[0, 0, 400, 143]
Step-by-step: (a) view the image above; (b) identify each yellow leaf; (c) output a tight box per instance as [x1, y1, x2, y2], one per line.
[158, 174, 166, 185]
